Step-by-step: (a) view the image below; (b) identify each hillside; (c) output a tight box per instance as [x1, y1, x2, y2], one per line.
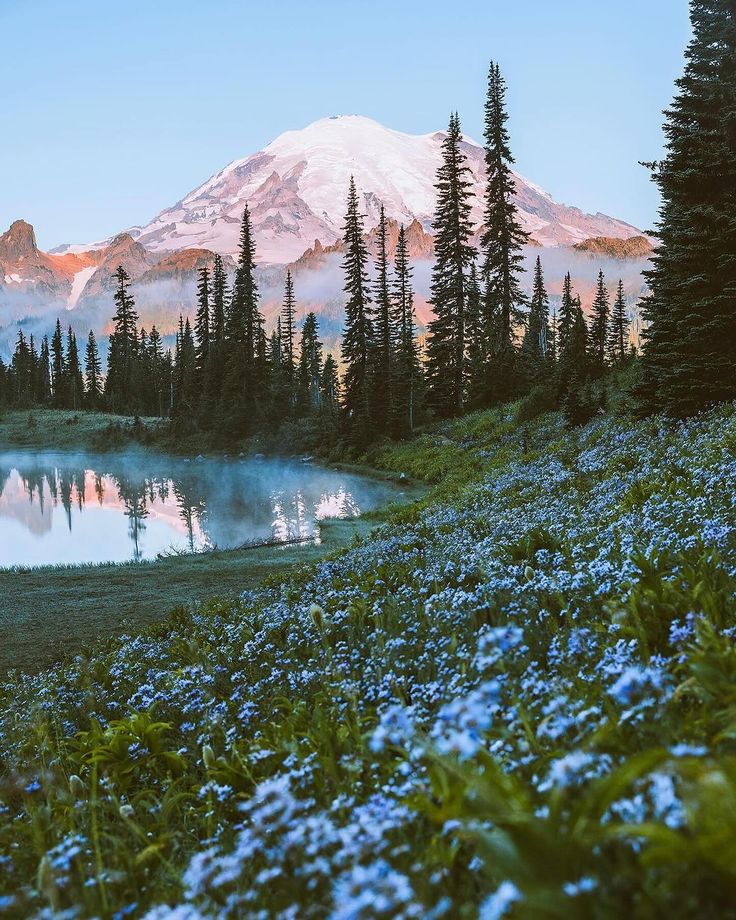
[0, 402, 734, 916]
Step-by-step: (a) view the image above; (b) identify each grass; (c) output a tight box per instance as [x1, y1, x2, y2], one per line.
[0, 409, 166, 452]
[0, 408, 425, 672]
[0, 519, 373, 673]
[0, 401, 735, 916]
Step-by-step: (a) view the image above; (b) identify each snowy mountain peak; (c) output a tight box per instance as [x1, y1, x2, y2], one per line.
[77, 116, 643, 264]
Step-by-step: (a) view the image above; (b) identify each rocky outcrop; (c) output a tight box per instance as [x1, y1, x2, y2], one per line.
[290, 217, 435, 274]
[572, 235, 655, 260]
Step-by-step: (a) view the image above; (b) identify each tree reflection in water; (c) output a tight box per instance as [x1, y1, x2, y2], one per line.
[0, 454, 396, 566]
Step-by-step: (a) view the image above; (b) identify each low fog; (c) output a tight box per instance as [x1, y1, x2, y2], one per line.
[0, 450, 401, 565]
[0, 245, 650, 362]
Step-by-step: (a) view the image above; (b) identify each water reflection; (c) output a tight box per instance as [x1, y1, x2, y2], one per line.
[0, 453, 397, 567]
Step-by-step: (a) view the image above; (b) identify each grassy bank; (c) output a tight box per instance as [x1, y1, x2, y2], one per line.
[0, 409, 166, 453]
[0, 519, 373, 673]
[0, 402, 735, 916]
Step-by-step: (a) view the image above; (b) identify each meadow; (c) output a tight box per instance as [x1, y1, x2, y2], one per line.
[0, 400, 734, 917]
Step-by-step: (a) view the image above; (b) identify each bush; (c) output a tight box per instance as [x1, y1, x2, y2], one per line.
[515, 383, 558, 423]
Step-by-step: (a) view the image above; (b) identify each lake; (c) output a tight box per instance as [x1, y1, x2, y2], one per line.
[0, 451, 400, 568]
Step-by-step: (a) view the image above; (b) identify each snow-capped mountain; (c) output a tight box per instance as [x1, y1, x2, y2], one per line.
[1, 115, 653, 359]
[85, 116, 643, 264]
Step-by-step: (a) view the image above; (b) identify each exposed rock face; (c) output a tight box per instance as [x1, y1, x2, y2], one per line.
[290, 217, 434, 274]
[138, 249, 235, 285]
[0, 220, 39, 262]
[0, 220, 231, 317]
[73, 233, 159, 303]
[572, 235, 655, 260]
[0, 220, 71, 299]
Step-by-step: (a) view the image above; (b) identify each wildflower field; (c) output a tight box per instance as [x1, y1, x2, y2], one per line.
[1, 403, 736, 918]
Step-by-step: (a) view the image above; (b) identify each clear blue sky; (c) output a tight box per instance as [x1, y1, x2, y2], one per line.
[0, 0, 691, 250]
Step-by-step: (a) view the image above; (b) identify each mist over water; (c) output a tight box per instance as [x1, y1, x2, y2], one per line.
[0, 452, 399, 567]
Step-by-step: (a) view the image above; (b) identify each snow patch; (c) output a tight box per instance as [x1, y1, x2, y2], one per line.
[67, 266, 97, 309]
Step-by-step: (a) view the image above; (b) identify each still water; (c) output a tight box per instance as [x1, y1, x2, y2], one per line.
[0, 452, 399, 567]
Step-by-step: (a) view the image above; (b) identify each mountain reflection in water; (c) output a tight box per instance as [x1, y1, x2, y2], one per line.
[0, 453, 395, 567]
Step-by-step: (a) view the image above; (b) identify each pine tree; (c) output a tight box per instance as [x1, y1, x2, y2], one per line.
[50, 318, 66, 408]
[147, 326, 167, 417]
[521, 255, 550, 383]
[639, 1, 736, 416]
[340, 177, 374, 443]
[38, 336, 51, 404]
[205, 253, 228, 426]
[426, 113, 475, 417]
[391, 223, 420, 434]
[607, 279, 630, 365]
[566, 299, 589, 374]
[66, 327, 84, 410]
[11, 331, 33, 405]
[588, 270, 610, 377]
[194, 265, 211, 381]
[481, 61, 529, 403]
[297, 312, 324, 413]
[371, 205, 394, 434]
[557, 272, 575, 357]
[27, 335, 39, 404]
[173, 316, 196, 418]
[321, 354, 341, 418]
[281, 269, 297, 405]
[268, 319, 291, 424]
[211, 253, 228, 350]
[549, 307, 558, 365]
[222, 207, 266, 434]
[84, 330, 102, 409]
[105, 266, 140, 413]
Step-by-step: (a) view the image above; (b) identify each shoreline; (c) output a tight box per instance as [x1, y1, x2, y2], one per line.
[0, 409, 428, 673]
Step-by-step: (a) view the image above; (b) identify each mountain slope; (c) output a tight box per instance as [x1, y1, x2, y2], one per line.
[112, 116, 643, 263]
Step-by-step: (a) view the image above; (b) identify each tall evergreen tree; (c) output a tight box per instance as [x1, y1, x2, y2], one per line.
[426, 113, 475, 417]
[297, 312, 324, 413]
[321, 354, 341, 418]
[588, 270, 610, 377]
[391, 224, 420, 434]
[340, 177, 374, 443]
[557, 272, 575, 358]
[223, 207, 266, 433]
[84, 330, 102, 409]
[105, 266, 140, 413]
[480, 61, 529, 403]
[194, 265, 211, 381]
[147, 326, 168, 417]
[549, 307, 558, 366]
[173, 316, 197, 418]
[211, 254, 228, 350]
[50, 319, 66, 408]
[521, 255, 551, 382]
[639, 0, 736, 416]
[608, 279, 630, 365]
[371, 205, 394, 434]
[281, 269, 297, 404]
[268, 319, 291, 423]
[11, 331, 33, 405]
[66, 327, 85, 410]
[567, 299, 589, 371]
[38, 336, 51, 405]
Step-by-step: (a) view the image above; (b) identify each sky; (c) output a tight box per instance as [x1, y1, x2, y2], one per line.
[0, 0, 691, 251]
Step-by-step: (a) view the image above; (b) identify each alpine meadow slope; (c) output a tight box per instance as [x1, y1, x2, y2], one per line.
[1, 402, 735, 916]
